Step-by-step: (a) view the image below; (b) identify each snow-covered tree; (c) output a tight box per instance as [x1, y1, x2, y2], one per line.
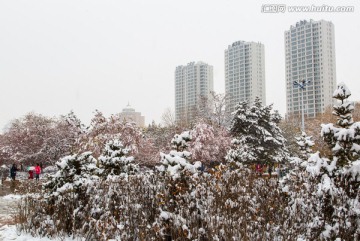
[38, 152, 99, 234]
[143, 122, 179, 166]
[295, 132, 315, 159]
[0, 112, 82, 165]
[188, 121, 231, 165]
[171, 131, 191, 151]
[78, 110, 108, 157]
[43, 152, 99, 196]
[98, 139, 138, 177]
[280, 83, 360, 240]
[226, 97, 289, 166]
[157, 131, 201, 179]
[78, 111, 155, 166]
[321, 82, 360, 167]
[155, 131, 202, 239]
[41, 111, 85, 163]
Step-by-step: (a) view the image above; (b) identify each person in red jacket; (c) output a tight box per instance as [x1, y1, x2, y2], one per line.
[35, 163, 41, 181]
[28, 166, 34, 179]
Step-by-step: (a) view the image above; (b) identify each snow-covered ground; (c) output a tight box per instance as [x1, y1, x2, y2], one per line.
[1, 172, 31, 182]
[0, 225, 85, 241]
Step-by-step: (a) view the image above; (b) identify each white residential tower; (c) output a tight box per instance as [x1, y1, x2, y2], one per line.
[285, 19, 336, 118]
[225, 41, 266, 113]
[175, 61, 214, 124]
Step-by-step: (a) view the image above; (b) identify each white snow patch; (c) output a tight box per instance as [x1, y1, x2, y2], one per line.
[0, 225, 82, 241]
[2, 194, 22, 200]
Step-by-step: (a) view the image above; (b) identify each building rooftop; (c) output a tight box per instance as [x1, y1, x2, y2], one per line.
[122, 103, 135, 113]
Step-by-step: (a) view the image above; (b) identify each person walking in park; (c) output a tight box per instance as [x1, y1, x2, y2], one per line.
[28, 166, 34, 179]
[10, 164, 17, 181]
[268, 164, 273, 178]
[35, 163, 41, 181]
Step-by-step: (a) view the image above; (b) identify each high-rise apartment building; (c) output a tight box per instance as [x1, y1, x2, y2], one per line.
[285, 20, 336, 117]
[225, 41, 266, 113]
[175, 61, 214, 124]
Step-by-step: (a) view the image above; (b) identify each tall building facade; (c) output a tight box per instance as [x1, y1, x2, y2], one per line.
[285, 20, 336, 118]
[175, 61, 214, 124]
[225, 41, 266, 113]
[118, 103, 145, 127]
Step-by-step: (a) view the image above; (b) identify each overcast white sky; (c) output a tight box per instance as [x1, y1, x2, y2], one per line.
[0, 0, 359, 130]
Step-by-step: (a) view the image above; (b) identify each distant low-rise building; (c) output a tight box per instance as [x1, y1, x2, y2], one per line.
[118, 103, 145, 127]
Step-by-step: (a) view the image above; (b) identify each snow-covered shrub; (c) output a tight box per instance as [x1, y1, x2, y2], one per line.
[16, 159, 331, 240]
[281, 150, 360, 240]
[98, 139, 138, 177]
[14, 87, 360, 240]
[155, 131, 204, 239]
[157, 131, 202, 180]
[43, 152, 100, 233]
[15, 152, 100, 237]
[79, 173, 160, 240]
[43, 152, 99, 196]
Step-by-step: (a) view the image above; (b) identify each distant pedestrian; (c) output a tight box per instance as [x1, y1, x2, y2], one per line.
[28, 166, 34, 179]
[256, 164, 262, 176]
[277, 164, 281, 179]
[10, 164, 17, 181]
[268, 165, 273, 178]
[35, 163, 41, 181]
[198, 162, 205, 172]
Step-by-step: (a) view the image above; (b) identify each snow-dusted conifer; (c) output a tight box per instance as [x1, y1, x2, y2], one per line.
[155, 131, 201, 239]
[157, 131, 201, 180]
[321, 82, 360, 167]
[281, 83, 360, 240]
[43, 152, 99, 196]
[171, 131, 192, 151]
[98, 139, 138, 176]
[226, 97, 289, 166]
[295, 132, 314, 159]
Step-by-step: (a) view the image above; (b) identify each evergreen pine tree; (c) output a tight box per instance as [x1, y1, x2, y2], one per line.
[98, 139, 138, 176]
[157, 131, 201, 179]
[321, 82, 360, 167]
[226, 97, 289, 166]
[43, 152, 99, 196]
[295, 132, 315, 160]
[155, 131, 201, 239]
[284, 83, 360, 239]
